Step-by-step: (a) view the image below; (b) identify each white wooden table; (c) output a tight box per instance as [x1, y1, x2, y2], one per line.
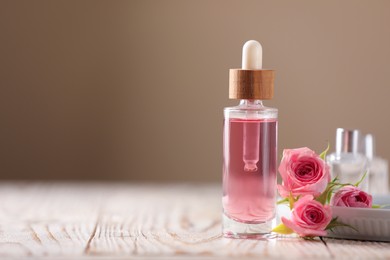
[0, 182, 389, 259]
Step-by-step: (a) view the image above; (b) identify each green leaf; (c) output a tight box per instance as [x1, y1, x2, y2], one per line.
[317, 177, 352, 205]
[326, 188, 333, 203]
[326, 217, 358, 232]
[316, 191, 328, 205]
[330, 176, 339, 184]
[289, 193, 295, 210]
[272, 223, 294, 235]
[319, 143, 330, 160]
[316, 182, 339, 205]
[277, 198, 289, 205]
[354, 171, 367, 187]
[372, 204, 390, 209]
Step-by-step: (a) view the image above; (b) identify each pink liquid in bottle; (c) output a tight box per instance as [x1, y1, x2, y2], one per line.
[223, 118, 277, 225]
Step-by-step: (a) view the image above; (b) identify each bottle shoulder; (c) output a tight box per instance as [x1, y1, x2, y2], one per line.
[224, 103, 277, 111]
[224, 104, 278, 119]
[326, 152, 367, 163]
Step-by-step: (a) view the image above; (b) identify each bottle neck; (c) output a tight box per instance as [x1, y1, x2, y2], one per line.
[239, 99, 264, 107]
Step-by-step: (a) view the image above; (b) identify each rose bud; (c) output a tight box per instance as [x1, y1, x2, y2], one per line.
[331, 185, 373, 208]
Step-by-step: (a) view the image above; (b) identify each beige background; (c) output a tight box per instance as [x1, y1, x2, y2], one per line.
[1, 0, 390, 181]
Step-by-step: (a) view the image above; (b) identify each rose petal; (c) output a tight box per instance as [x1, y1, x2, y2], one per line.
[282, 217, 328, 237]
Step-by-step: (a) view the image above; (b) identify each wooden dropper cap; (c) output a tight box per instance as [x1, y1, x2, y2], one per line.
[229, 40, 275, 100]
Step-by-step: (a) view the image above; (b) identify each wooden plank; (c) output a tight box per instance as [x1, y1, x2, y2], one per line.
[0, 182, 102, 257]
[87, 184, 331, 258]
[2, 182, 388, 258]
[323, 238, 390, 259]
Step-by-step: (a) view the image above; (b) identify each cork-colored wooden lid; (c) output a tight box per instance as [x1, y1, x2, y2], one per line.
[229, 69, 275, 100]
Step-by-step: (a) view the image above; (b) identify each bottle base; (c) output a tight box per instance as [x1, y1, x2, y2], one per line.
[222, 213, 276, 239]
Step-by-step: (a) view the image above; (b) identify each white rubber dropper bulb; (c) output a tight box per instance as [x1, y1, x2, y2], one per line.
[242, 40, 263, 70]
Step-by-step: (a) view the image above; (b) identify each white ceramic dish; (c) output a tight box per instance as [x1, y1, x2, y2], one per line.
[326, 195, 390, 241]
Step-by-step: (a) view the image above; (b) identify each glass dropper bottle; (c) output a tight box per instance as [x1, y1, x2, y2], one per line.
[222, 40, 278, 238]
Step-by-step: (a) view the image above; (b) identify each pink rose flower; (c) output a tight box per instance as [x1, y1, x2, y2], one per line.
[331, 185, 373, 208]
[278, 147, 330, 198]
[282, 195, 332, 237]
